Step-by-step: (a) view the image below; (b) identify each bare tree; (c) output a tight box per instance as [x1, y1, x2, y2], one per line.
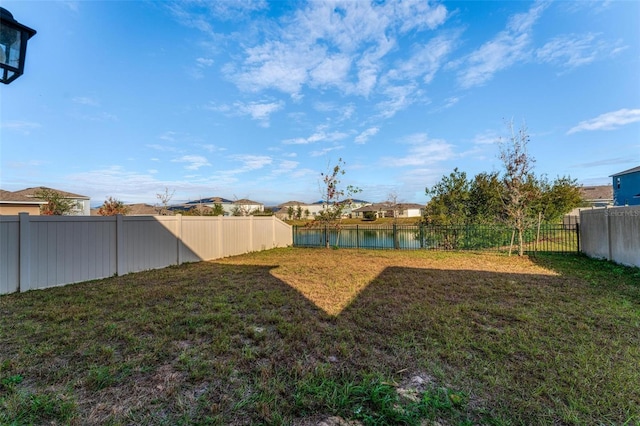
[384, 191, 405, 249]
[499, 121, 539, 256]
[316, 158, 361, 248]
[155, 187, 175, 215]
[384, 191, 405, 223]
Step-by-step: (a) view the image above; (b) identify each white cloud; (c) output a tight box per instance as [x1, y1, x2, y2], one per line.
[393, 0, 448, 32]
[208, 100, 284, 127]
[473, 130, 500, 145]
[442, 97, 459, 109]
[282, 125, 350, 145]
[71, 111, 118, 122]
[200, 144, 226, 153]
[172, 155, 212, 170]
[384, 34, 456, 84]
[66, 166, 173, 203]
[225, 1, 449, 98]
[72, 96, 100, 107]
[271, 159, 299, 176]
[536, 33, 626, 70]
[159, 131, 178, 142]
[310, 145, 344, 157]
[567, 109, 640, 134]
[234, 100, 284, 127]
[196, 57, 214, 67]
[456, 2, 547, 89]
[382, 133, 455, 167]
[355, 127, 380, 145]
[231, 154, 273, 171]
[147, 143, 179, 152]
[376, 84, 422, 119]
[1, 121, 41, 135]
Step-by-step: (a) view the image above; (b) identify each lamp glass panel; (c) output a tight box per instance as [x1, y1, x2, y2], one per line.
[0, 26, 21, 67]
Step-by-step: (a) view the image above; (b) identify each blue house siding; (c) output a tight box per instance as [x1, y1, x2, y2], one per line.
[611, 166, 640, 206]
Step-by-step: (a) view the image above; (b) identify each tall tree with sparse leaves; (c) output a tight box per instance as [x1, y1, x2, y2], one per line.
[155, 187, 175, 215]
[499, 121, 539, 256]
[316, 158, 360, 248]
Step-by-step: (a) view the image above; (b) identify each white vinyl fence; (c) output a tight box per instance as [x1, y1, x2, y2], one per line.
[580, 206, 640, 268]
[0, 214, 292, 295]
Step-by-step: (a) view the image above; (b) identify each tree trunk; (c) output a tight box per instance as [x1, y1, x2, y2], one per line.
[518, 228, 524, 256]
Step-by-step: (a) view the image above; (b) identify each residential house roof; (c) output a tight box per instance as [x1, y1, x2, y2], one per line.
[352, 203, 391, 212]
[13, 186, 90, 200]
[610, 165, 640, 177]
[0, 189, 46, 204]
[126, 203, 159, 215]
[579, 185, 613, 202]
[184, 197, 233, 205]
[352, 203, 423, 212]
[278, 200, 307, 207]
[234, 198, 262, 205]
[396, 203, 425, 210]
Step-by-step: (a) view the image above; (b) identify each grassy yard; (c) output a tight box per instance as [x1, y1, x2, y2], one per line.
[1, 248, 639, 425]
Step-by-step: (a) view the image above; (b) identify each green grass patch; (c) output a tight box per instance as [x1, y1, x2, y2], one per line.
[1, 248, 639, 424]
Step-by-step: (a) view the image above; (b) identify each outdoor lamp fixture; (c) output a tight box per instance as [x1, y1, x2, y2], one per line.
[0, 7, 36, 84]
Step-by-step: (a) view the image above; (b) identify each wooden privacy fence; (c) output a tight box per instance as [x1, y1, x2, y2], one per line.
[0, 214, 292, 295]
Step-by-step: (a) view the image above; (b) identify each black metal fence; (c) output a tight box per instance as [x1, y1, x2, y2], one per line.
[293, 222, 579, 253]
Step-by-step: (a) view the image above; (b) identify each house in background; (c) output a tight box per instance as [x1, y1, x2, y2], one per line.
[173, 196, 234, 215]
[90, 203, 171, 216]
[611, 166, 640, 206]
[11, 186, 91, 215]
[275, 201, 309, 219]
[275, 201, 327, 219]
[579, 185, 613, 207]
[172, 197, 264, 216]
[396, 203, 425, 218]
[0, 189, 46, 215]
[352, 203, 424, 219]
[233, 198, 265, 215]
[276, 199, 372, 220]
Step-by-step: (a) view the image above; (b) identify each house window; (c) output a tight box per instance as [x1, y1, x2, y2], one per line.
[616, 177, 621, 189]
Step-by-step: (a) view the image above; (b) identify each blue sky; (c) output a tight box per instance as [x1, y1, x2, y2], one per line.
[1, 0, 639, 207]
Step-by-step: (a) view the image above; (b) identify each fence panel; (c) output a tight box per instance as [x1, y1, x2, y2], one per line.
[27, 216, 117, 291]
[0, 217, 20, 294]
[581, 206, 640, 267]
[122, 216, 179, 274]
[1, 214, 292, 295]
[180, 216, 223, 262]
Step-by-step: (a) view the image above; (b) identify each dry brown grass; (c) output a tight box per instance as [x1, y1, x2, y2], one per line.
[216, 249, 555, 316]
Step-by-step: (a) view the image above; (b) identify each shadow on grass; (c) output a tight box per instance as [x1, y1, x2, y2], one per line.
[1, 257, 639, 425]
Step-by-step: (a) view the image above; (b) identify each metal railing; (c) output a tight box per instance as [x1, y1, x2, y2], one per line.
[293, 222, 579, 253]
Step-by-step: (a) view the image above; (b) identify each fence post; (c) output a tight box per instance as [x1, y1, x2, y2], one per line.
[393, 223, 398, 249]
[18, 212, 31, 292]
[249, 215, 254, 252]
[324, 225, 327, 248]
[116, 214, 125, 276]
[576, 222, 580, 253]
[606, 208, 612, 261]
[356, 225, 359, 249]
[176, 214, 183, 265]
